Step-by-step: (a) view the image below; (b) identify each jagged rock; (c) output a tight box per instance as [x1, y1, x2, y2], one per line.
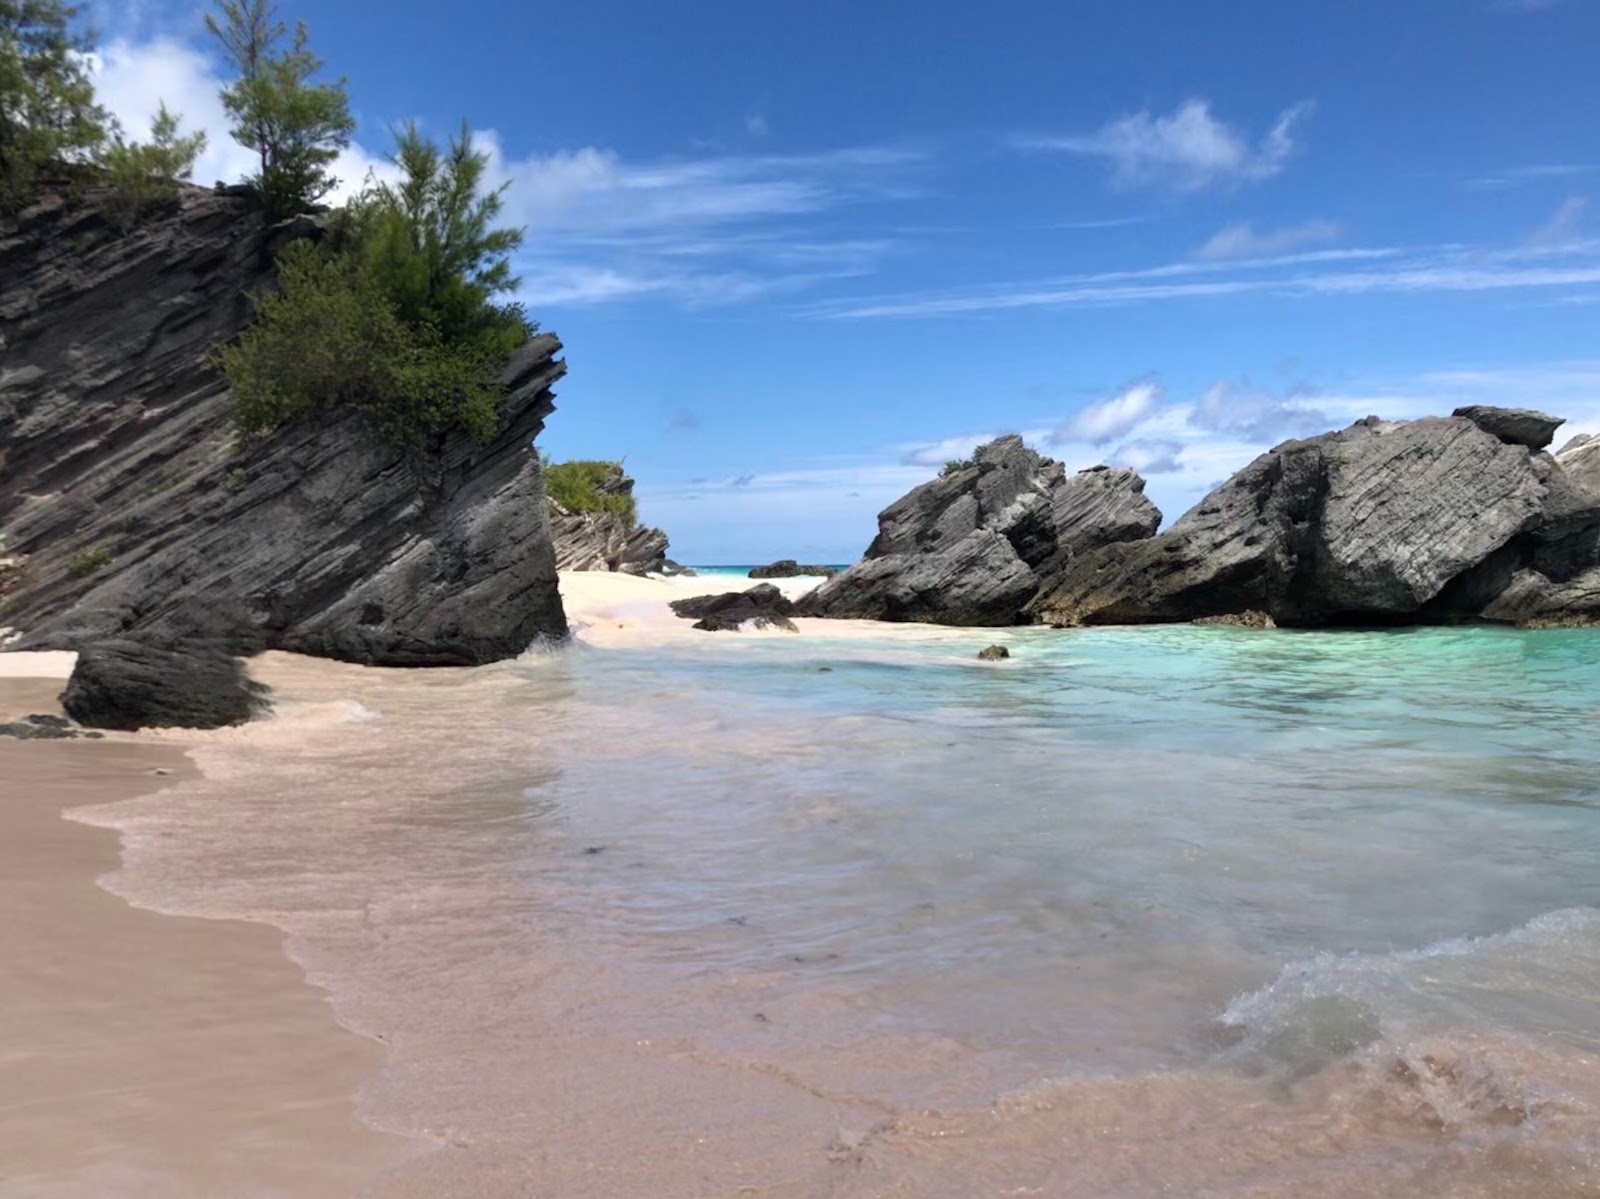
[748, 559, 839, 579]
[1453, 405, 1563, 451]
[798, 529, 1042, 626]
[548, 466, 673, 573]
[798, 437, 1160, 626]
[1032, 409, 1600, 628]
[61, 640, 270, 730]
[977, 644, 1010, 660]
[1556, 434, 1600, 495]
[0, 182, 568, 666]
[669, 583, 797, 632]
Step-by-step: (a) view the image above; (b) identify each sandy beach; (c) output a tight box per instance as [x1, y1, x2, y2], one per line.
[0, 665, 411, 1198]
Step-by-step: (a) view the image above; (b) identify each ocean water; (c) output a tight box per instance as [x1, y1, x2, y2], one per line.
[78, 622, 1600, 1196]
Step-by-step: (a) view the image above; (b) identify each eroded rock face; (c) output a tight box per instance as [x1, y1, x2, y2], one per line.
[798, 436, 1160, 626]
[0, 182, 569, 666]
[1031, 409, 1600, 629]
[748, 560, 839, 579]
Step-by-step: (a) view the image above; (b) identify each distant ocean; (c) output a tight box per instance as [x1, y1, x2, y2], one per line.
[80, 622, 1600, 1197]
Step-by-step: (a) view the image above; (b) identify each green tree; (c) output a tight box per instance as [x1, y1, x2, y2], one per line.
[0, 0, 109, 211]
[358, 119, 529, 349]
[101, 102, 206, 231]
[217, 238, 509, 446]
[205, 0, 353, 220]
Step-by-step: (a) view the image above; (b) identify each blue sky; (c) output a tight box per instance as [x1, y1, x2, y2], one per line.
[92, 0, 1600, 562]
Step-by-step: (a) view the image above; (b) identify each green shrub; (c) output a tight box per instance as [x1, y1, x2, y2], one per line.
[218, 121, 532, 448]
[545, 460, 637, 524]
[940, 458, 976, 476]
[217, 238, 506, 445]
[68, 546, 111, 577]
[101, 103, 206, 231]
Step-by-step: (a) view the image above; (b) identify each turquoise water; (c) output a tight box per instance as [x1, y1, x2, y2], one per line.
[92, 622, 1600, 1196]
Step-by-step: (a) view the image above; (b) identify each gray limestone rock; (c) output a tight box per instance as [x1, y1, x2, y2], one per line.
[0, 180, 569, 666]
[1453, 405, 1564, 451]
[1031, 410, 1600, 628]
[800, 437, 1160, 626]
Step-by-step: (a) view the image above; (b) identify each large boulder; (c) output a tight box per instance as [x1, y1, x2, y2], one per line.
[0, 182, 568, 667]
[1031, 409, 1600, 628]
[799, 529, 1040, 626]
[60, 640, 270, 730]
[798, 437, 1160, 626]
[670, 583, 797, 632]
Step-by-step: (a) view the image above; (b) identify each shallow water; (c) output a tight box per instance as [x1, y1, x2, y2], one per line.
[79, 623, 1600, 1196]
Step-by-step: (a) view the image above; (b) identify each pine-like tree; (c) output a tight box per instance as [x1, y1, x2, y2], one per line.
[102, 102, 207, 230]
[205, 0, 353, 220]
[359, 119, 529, 350]
[0, 0, 109, 211]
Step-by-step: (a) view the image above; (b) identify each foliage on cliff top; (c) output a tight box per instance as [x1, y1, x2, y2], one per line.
[206, 0, 353, 221]
[545, 460, 638, 525]
[219, 120, 532, 447]
[0, 0, 109, 211]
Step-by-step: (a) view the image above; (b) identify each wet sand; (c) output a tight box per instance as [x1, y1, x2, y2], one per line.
[0, 675, 412, 1198]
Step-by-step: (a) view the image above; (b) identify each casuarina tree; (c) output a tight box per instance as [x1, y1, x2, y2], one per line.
[205, 0, 353, 220]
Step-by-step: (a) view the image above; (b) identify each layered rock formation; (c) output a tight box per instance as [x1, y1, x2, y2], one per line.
[796, 436, 1160, 625]
[1032, 406, 1600, 629]
[749, 560, 838, 579]
[548, 467, 675, 574]
[0, 181, 569, 668]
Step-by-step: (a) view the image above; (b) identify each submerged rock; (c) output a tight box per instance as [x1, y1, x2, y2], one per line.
[977, 644, 1010, 660]
[798, 437, 1160, 626]
[0, 181, 568, 667]
[1032, 408, 1600, 629]
[61, 640, 270, 730]
[670, 583, 798, 632]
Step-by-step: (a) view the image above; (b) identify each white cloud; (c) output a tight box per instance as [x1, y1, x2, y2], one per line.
[1196, 219, 1341, 260]
[1022, 98, 1311, 192]
[1054, 380, 1164, 444]
[898, 433, 1003, 467]
[1110, 439, 1184, 474]
[1529, 196, 1590, 247]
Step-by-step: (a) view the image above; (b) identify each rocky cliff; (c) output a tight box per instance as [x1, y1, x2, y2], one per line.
[547, 466, 673, 573]
[796, 435, 1160, 625]
[0, 181, 568, 666]
[1031, 406, 1600, 629]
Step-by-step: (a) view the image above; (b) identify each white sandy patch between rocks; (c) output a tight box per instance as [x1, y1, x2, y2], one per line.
[0, 650, 77, 679]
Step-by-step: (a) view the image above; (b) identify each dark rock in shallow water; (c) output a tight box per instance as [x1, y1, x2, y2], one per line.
[977, 644, 1010, 660]
[61, 640, 270, 730]
[1453, 405, 1563, 451]
[670, 583, 797, 632]
[1193, 611, 1277, 629]
[748, 559, 839, 579]
[0, 182, 567, 667]
[1031, 408, 1600, 629]
[798, 437, 1160, 626]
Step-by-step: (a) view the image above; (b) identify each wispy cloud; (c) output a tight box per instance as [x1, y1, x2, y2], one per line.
[1195, 219, 1342, 260]
[1051, 380, 1163, 444]
[89, 30, 924, 312]
[1018, 98, 1312, 192]
[1461, 163, 1595, 192]
[815, 238, 1600, 319]
[1528, 196, 1590, 247]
